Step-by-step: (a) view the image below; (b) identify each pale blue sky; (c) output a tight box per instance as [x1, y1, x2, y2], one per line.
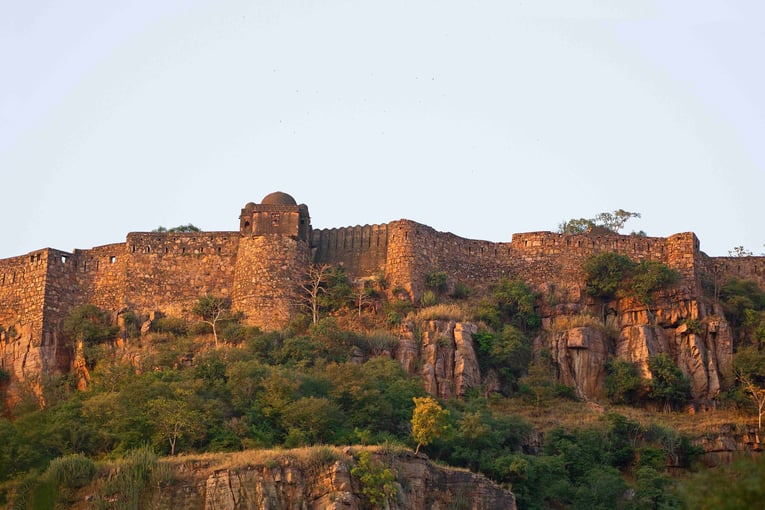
[1, 1, 763, 259]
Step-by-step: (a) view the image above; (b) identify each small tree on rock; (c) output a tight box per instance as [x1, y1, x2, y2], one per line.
[411, 396, 450, 454]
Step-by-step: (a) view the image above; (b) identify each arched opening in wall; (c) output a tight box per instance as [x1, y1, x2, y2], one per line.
[61, 255, 68, 264]
[131, 245, 136, 253]
[182, 247, 186, 254]
[110, 256, 116, 264]
[217, 247, 222, 254]
[404, 232, 408, 240]
[164, 247, 169, 254]
[1, 274, 4, 286]
[83, 261, 87, 271]
[145, 246, 151, 253]
[244, 221, 250, 229]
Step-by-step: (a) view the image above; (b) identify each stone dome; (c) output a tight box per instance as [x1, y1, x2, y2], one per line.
[261, 191, 297, 206]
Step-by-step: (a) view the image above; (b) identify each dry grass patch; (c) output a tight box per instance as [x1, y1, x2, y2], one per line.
[408, 304, 471, 323]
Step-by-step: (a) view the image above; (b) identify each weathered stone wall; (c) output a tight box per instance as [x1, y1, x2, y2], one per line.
[312, 224, 388, 278]
[705, 255, 765, 291]
[72, 243, 128, 312]
[0, 251, 48, 329]
[232, 234, 310, 330]
[0, 251, 54, 385]
[122, 232, 240, 317]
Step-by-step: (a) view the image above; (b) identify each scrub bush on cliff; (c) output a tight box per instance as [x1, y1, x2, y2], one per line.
[62, 304, 119, 358]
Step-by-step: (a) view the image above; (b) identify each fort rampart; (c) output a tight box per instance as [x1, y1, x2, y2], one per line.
[1, 193, 762, 355]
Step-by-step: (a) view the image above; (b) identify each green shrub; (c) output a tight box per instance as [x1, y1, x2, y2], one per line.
[63, 304, 119, 345]
[351, 450, 397, 507]
[584, 253, 678, 304]
[647, 353, 691, 412]
[421, 290, 438, 307]
[151, 316, 188, 336]
[96, 446, 158, 510]
[475, 278, 540, 332]
[425, 271, 448, 294]
[583, 252, 636, 300]
[450, 282, 470, 300]
[45, 454, 96, 489]
[605, 358, 645, 405]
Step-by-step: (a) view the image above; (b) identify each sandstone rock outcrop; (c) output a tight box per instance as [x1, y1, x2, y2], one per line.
[396, 320, 482, 399]
[85, 448, 516, 510]
[539, 291, 734, 403]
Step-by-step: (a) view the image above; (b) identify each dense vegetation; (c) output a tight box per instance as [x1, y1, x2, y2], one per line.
[1, 257, 765, 508]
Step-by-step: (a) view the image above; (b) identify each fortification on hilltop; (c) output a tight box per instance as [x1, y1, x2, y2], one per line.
[1, 191, 764, 356]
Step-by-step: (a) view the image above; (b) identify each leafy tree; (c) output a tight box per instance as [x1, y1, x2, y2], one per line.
[476, 278, 540, 332]
[735, 346, 765, 429]
[605, 358, 645, 405]
[627, 260, 679, 305]
[191, 295, 234, 346]
[411, 396, 450, 454]
[63, 304, 118, 347]
[280, 397, 342, 445]
[583, 252, 636, 300]
[559, 209, 641, 234]
[147, 394, 205, 455]
[647, 353, 691, 412]
[474, 325, 531, 391]
[351, 450, 397, 507]
[584, 253, 677, 306]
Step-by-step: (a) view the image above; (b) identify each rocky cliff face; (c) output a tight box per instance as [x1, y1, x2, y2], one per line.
[538, 289, 734, 403]
[95, 448, 516, 510]
[395, 320, 482, 399]
[0, 323, 69, 408]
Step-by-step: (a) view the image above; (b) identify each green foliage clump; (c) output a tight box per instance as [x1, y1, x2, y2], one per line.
[151, 316, 188, 336]
[152, 224, 201, 232]
[474, 326, 531, 392]
[96, 446, 160, 510]
[719, 278, 765, 346]
[647, 353, 692, 412]
[475, 278, 540, 332]
[351, 450, 397, 507]
[583, 252, 678, 304]
[605, 358, 645, 405]
[63, 304, 119, 346]
[425, 270, 448, 294]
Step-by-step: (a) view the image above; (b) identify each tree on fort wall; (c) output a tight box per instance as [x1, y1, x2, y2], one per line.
[559, 209, 642, 235]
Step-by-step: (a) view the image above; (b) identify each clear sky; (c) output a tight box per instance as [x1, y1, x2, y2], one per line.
[1, 1, 763, 260]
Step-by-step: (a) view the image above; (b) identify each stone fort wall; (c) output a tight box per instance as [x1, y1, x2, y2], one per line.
[310, 220, 708, 302]
[2, 199, 763, 349]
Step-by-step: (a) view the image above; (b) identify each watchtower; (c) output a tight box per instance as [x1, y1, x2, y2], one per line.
[239, 191, 311, 240]
[232, 192, 312, 330]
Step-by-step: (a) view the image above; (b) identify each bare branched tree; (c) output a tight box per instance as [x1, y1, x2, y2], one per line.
[298, 263, 332, 325]
[738, 372, 765, 430]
